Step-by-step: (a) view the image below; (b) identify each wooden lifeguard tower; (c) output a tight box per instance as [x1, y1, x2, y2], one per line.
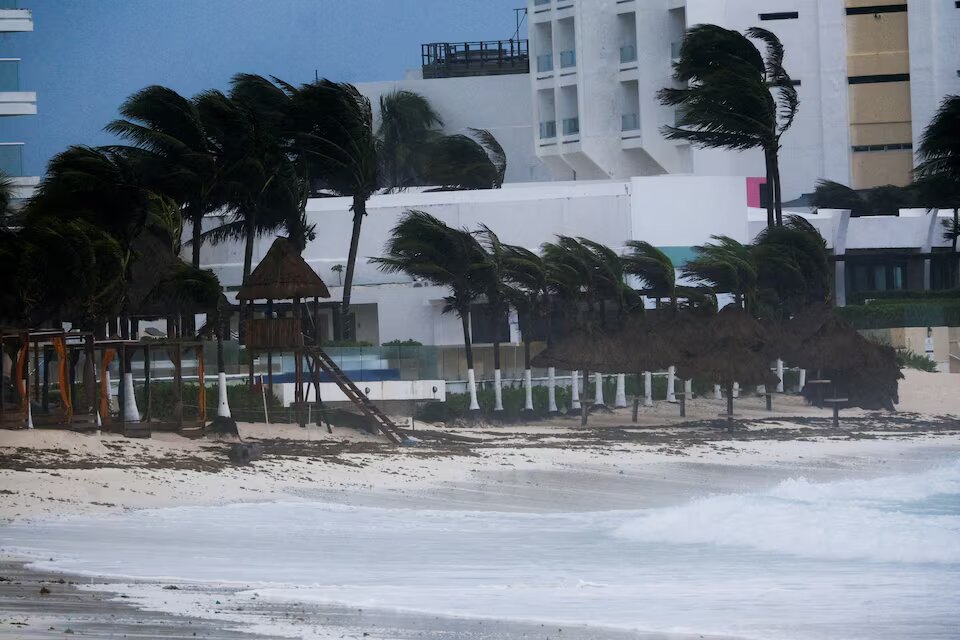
[237, 238, 403, 443]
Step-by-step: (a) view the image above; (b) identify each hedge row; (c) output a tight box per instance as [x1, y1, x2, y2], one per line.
[846, 288, 960, 306]
[837, 301, 960, 329]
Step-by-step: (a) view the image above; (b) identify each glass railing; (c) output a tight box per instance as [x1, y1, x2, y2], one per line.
[534, 0, 551, 5]
[560, 49, 576, 68]
[0, 144, 24, 177]
[0, 59, 20, 92]
[536, 53, 553, 73]
[539, 120, 557, 139]
[0, 1, 19, 9]
[562, 117, 580, 136]
[671, 41, 682, 60]
[620, 44, 637, 64]
[621, 113, 640, 131]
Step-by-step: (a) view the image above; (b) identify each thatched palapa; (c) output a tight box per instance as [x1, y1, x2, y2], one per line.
[237, 237, 331, 302]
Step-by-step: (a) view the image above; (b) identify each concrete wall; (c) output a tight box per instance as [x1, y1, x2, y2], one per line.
[276, 380, 446, 407]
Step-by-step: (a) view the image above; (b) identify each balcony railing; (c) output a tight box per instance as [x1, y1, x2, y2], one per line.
[421, 40, 529, 79]
[534, 0, 551, 5]
[536, 53, 553, 73]
[0, 59, 20, 92]
[0, 0, 18, 8]
[0, 143, 24, 177]
[539, 120, 557, 139]
[559, 49, 576, 68]
[620, 44, 637, 64]
[562, 117, 580, 136]
[621, 113, 640, 131]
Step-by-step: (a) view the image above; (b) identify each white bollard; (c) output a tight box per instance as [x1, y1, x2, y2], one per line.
[467, 369, 480, 411]
[667, 366, 677, 403]
[733, 382, 740, 398]
[122, 372, 140, 423]
[493, 369, 504, 412]
[684, 379, 693, 398]
[615, 373, 627, 408]
[26, 402, 33, 429]
[714, 384, 722, 400]
[799, 368, 806, 392]
[524, 369, 534, 411]
[594, 372, 605, 406]
[570, 370, 581, 410]
[547, 367, 558, 413]
[643, 372, 653, 407]
[217, 371, 232, 418]
[776, 359, 784, 393]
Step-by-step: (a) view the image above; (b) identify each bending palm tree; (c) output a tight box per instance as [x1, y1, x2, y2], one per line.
[372, 210, 489, 413]
[915, 95, 960, 283]
[378, 90, 444, 190]
[659, 25, 798, 227]
[475, 225, 512, 412]
[683, 236, 758, 313]
[622, 241, 677, 309]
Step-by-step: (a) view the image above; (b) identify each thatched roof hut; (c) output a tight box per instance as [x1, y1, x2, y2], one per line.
[530, 321, 631, 373]
[674, 306, 779, 388]
[237, 237, 331, 302]
[127, 232, 223, 319]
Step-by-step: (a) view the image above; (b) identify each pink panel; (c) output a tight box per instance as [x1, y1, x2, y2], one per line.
[746, 177, 766, 208]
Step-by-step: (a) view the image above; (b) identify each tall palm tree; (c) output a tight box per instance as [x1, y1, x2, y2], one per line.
[621, 241, 677, 309]
[752, 215, 831, 319]
[916, 95, 960, 282]
[475, 225, 511, 412]
[683, 236, 758, 313]
[377, 90, 444, 190]
[659, 25, 798, 227]
[503, 244, 553, 413]
[105, 85, 222, 269]
[372, 210, 489, 412]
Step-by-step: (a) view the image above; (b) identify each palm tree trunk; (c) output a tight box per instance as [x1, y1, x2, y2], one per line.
[523, 337, 533, 412]
[771, 150, 784, 226]
[243, 219, 256, 389]
[191, 210, 203, 269]
[581, 368, 590, 426]
[492, 336, 503, 412]
[216, 308, 230, 418]
[954, 209, 959, 288]
[763, 150, 776, 228]
[460, 311, 480, 412]
[339, 195, 367, 341]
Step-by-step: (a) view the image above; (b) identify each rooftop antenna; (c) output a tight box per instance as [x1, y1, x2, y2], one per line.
[510, 7, 527, 41]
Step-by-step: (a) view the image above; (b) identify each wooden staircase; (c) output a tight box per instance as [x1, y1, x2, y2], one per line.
[305, 347, 404, 444]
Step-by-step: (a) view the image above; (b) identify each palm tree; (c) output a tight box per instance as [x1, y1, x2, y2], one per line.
[377, 90, 444, 190]
[683, 236, 758, 313]
[811, 179, 916, 216]
[475, 225, 512, 412]
[421, 130, 507, 190]
[752, 215, 831, 319]
[916, 95, 960, 283]
[659, 25, 798, 227]
[105, 85, 222, 269]
[372, 210, 489, 413]
[621, 241, 677, 309]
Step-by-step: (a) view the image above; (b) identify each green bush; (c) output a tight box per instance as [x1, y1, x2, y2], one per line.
[382, 339, 423, 346]
[837, 301, 960, 329]
[896, 348, 938, 372]
[846, 289, 960, 306]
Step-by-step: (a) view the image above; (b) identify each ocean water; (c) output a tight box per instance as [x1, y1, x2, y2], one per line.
[2, 461, 959, 640]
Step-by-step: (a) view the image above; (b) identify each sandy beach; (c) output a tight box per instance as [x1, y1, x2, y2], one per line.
[1, 369, 958, 639]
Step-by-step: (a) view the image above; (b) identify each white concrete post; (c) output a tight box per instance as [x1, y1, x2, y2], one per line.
[684, 379, 693, 398]
[643, 372, 653, 407]
[667, 366, 676, 403]
[104, 370, 113, 412]
[217, 371, 232, 418]
[713, 384, 722, 400]
[614, 373, 627, 408]
[547, 367, 558, 413]
[776, 359, 784, 393]
[524, 369, 534, 411]
[594, 372, 605, 406]
[493, 369, 504, 412]
[799, 368, 807, 391]
[123, 372, 140, 423]
[733, 382, 740, 398]
[570, 370, 581, 410]
[467, 369, 480, 411]
[26, 402, 33, 429]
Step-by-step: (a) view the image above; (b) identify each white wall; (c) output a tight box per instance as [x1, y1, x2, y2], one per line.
[908, 1, 960, 156]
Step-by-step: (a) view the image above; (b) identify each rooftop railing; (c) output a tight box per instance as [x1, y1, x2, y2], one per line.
[421, 39, 529, 79]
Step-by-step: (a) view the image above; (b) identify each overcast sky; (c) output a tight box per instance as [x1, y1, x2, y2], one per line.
[0, 0, 527, 175]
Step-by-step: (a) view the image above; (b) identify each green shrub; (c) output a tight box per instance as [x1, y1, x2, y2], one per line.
[846, 289, 960, 306]
[837, 301, 960, 329]
[382, 339, 423, 346]
[896, 348, 938, 372]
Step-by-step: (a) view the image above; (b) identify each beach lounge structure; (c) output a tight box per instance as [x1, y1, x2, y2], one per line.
[236, 237, 403, 443]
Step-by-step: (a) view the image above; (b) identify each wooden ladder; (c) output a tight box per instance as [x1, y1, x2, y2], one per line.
[307, 347, 403, 444]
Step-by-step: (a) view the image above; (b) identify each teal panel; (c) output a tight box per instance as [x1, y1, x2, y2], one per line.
[657, 246, 697, 267]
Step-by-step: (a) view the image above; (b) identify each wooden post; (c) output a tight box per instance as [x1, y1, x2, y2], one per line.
[765, 392, 773, 411]
[266, 299, 274, 399]
[196, 345, 206, 423]
[69, 348, 79, 420]
[41, 346, 50, 414]
[84, 335, 96, 415]
[22, 333, 30, 427]
[175, 345, 184, 431]
[32, 341, 39, 403]
[581, 369, 590, 426]
[0, 332, 5, 425]
[632, 397, 639, 423]
[314, 296, 320, 345]
[143, 345, 151, 422]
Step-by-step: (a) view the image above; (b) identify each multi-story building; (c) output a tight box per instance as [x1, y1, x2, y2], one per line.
[0, 0, 37, 200]
[528, 0, 960, 197]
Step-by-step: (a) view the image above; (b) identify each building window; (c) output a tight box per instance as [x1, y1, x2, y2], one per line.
[849, 261, 908, 294]
[759, 11, 799, 20]
[845, 4, 907, 15]
[848, 73, 911, 85]
[852, 142, 913, 153]
[539, 120, 557, 139]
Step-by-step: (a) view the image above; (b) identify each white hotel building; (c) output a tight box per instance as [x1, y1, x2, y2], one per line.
[0, 0, 36, 198]
[198, 1, 959, 352]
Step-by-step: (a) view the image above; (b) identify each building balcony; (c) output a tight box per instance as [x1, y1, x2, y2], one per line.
[539, 120, 557, 140]
[621, 113, 640, 132]
[533, 0, 551, 5]
[536, 53, 553, 73]
[620, 44, 637, 64]
[562, 117, 579, 136]
[0, 59, 34, 115]
[421, 39, 529, 79]
[559, 49, 576, 69]
[0, 2, 32, 32]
